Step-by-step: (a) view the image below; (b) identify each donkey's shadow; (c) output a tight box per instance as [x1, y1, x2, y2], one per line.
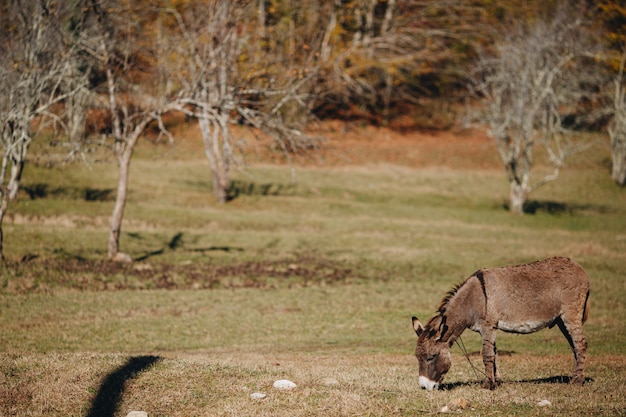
[517, 375, 594, 385]
[441, 376, 593, 391]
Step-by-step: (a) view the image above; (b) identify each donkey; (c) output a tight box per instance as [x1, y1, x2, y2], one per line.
[412, 256, 590, 390]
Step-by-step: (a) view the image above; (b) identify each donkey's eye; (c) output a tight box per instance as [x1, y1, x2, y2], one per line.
[426, 354, 438, 362]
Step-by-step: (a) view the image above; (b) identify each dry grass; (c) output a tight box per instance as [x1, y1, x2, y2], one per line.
[2, 351, 625, 417]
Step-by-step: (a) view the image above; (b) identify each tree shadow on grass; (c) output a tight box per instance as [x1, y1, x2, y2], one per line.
[21, 183, 113, 201]
[227, 180, 296, 201]
[86, 355, 161, 417]
[134, 232, 243, 262]
[502, 199, 612, 215]
[133, 232, 183, 261]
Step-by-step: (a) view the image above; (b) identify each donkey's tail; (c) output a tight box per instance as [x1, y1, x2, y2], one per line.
[582, 288, 590, 325]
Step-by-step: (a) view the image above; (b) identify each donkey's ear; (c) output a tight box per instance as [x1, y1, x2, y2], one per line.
[412, 316, 424, 336]
[436, 323, 449, 343]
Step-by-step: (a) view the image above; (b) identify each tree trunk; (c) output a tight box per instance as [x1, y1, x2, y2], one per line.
[106, 112, 166, 260]
[362, 0, 376, 52]
[7, 159, 24, 201]
[611, 130, 626, 187]
[107, 147, 132, 260]
[354, 0, 377, 53]
[610, 52, 626, 187]
[211, 165, 230, 204]
[380, 0, 395, 35]
[257, 0, 265, 41]
[199, 115, 231, 204]
[499, 133, 533, 215]
[7, 122, 30, 201]
[0, 178, 9, 261]
[509, 181, 528, 216]
[320, 0, 339, 62]
[67, 87, 90, 146]
[0, 154, 25, 259]
[106, 119, 150, 260]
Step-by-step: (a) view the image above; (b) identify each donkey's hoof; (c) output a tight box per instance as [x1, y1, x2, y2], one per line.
[482, 379, 497, 390]
[571, 375, 585, 385]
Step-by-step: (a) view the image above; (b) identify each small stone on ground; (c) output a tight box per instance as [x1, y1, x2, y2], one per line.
[273, 379, 297, 390]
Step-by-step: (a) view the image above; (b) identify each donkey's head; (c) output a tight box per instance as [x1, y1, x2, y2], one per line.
[412, 316, 452, 391]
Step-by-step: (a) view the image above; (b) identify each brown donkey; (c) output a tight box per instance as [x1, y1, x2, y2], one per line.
[412, 257, 590, 390]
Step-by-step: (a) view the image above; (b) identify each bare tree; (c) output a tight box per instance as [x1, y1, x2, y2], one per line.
[470, 7, 601, 215]
[165, 0, 321, 204]
[72, 0, 177, 260]
[608, 49, 626, 186]
[0, 0, 79, 259]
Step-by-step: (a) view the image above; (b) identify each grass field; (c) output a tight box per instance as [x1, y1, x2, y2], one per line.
[1, 124, 625, 416]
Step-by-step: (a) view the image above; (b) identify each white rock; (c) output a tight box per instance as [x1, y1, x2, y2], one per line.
[273, 379, 297, 390]
[537, 399, 552, 407]
[250, 392, 267, 400]
[126, 412, 148, 417]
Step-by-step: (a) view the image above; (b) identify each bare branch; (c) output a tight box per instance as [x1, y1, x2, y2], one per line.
[469, 5, 603, 213]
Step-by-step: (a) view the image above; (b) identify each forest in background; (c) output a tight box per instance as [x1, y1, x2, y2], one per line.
[5, 1, 626, 133]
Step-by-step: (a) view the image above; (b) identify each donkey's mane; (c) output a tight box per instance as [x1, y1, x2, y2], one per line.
[426, 272, 480, 332]
[438, 271, 479, 314]
[436, 282, 465, 314]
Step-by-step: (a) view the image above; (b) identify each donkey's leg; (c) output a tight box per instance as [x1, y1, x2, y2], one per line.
[555, 316, 587, 385]
[481, 328, 498, 389]
[494, 341, 502, 385]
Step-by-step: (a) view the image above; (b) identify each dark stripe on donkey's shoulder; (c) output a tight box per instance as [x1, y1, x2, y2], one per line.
[475, 270, 487, 302]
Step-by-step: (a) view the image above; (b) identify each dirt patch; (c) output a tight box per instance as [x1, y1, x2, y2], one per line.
[1, 254, 353, 294]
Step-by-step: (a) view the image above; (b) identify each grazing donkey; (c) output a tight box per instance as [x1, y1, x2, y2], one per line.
[412, 257, 590, 390]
